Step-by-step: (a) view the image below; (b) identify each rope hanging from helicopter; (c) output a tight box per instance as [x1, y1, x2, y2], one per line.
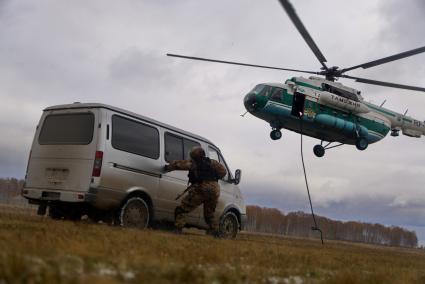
[299, 114, 324, 245]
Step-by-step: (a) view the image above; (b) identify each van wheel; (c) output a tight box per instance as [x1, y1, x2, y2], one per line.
[119, 197, 150, 229]
[48, 204, 63, 220]
[64, 210, 83, 221]
[49, 204, 82, 221]
[219, 212, 239, 239]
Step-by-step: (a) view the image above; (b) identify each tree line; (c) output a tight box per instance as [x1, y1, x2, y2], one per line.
[246, 205, 418, 248]
[0, 178, 24, 200]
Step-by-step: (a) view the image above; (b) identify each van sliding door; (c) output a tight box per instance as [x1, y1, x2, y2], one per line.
[157, 132, 201, 223]
[100, 115, 161, 209]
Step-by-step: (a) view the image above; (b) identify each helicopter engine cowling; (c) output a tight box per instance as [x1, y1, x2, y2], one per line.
[315, 114, 368, 138]
[319, 92, 370, 114]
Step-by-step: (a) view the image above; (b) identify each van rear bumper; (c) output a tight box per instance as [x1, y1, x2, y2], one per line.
[22, 187, 86, 203]
[22, 187, 125, 211]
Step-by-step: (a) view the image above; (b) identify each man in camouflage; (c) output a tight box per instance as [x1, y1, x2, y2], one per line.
[164, 146, 227, 236]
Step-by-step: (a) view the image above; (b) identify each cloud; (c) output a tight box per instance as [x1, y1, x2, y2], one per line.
[379, 0, 425, 49]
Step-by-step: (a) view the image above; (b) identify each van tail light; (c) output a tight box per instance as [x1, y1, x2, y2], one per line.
[25, 150, 32, 180]
[92, 151, 103, 177]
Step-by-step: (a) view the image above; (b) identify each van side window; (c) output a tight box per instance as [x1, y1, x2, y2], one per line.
[208, 147, 230, 180]
[165, 133, 200, 162]
[111, 115, 159, 159]
[165, 133, 183, 162]
[184, 139, 200, 160]
[208, 147, 219, 161]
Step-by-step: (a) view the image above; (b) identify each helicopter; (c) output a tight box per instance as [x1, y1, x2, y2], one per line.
[167, 0, 425, 157]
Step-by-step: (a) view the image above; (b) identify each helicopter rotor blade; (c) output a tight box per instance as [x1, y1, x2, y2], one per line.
[341, 46, 425, 73]
[342, 75, 425, 92]
[167, 53, 319, 75]
[278, 0, 328, 70]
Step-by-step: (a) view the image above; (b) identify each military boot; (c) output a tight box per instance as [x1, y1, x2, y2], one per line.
[173, 227, 183, 235]
[206, 228, 221, 238]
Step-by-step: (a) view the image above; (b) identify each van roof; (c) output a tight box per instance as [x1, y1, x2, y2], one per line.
[44, 103, 219, 151]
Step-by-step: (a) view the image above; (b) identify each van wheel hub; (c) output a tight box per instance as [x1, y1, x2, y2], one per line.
[219, 212, 239, 239]
[120, 197, 150, 229]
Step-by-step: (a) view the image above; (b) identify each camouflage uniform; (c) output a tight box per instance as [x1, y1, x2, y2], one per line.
[166, 148, 227, 233]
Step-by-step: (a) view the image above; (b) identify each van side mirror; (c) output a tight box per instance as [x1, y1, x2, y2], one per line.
[233, 169, 241, 185]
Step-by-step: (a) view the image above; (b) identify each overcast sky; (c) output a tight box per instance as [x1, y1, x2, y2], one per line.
[1, 0, 425, 243]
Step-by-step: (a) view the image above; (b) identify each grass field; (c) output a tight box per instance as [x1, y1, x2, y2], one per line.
[1, 207, 425, 284]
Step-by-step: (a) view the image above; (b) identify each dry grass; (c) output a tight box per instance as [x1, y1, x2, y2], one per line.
[1, 208, 425, 284]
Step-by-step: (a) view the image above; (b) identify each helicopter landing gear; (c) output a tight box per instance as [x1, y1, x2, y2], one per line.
[355, 137, 368, 151]
[270, 129, 282, 140]
[313, 145, 325, 157]
[313, 141, 344, 157]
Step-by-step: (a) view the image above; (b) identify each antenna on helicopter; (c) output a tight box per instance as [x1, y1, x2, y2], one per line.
[240, 110, 248, 117]
[380, 100, 387, 107]
[404, 109, 409, 116]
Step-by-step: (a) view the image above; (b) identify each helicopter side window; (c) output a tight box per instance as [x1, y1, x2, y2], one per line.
[270, 88, 284, 102]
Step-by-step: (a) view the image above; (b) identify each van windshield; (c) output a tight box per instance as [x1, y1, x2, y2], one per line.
[39, 113, 94, 145]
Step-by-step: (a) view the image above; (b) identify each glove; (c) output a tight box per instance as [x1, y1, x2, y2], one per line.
[163, 164, 171, 172]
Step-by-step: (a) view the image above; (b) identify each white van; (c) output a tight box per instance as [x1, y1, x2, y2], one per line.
[22, 103, 246, 238]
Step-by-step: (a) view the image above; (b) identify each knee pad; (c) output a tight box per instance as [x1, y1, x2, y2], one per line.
[174, 207, 182, 218]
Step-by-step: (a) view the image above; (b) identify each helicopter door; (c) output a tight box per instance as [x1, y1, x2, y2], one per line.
[291, 91, 306, 117]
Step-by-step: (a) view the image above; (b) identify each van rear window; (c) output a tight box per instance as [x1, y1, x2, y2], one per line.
[39, 113, 94, 145]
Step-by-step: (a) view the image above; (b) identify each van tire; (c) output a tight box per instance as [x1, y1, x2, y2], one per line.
[48, 204, 63, 220]
[48, 204, 83, 221]
[119, 197, 150, 229]
[219, 211, 239, 239]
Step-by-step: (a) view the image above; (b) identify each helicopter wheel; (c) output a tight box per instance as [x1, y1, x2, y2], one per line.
[313, 145, 325, 157]
[355, 138, 368, 151]
[270, 129, 282, 140]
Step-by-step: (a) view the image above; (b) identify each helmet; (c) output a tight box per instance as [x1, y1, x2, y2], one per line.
[190, 146, 205, 161]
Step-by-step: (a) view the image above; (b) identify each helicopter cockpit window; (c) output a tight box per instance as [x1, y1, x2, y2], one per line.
[259, 85, 273, 97]
[251, 84, 265, 94]
[270, 88, 284, 102]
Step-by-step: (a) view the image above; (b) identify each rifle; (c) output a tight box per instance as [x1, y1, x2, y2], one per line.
[175, 161, 198, 200]
[175, 183, 192, 200]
